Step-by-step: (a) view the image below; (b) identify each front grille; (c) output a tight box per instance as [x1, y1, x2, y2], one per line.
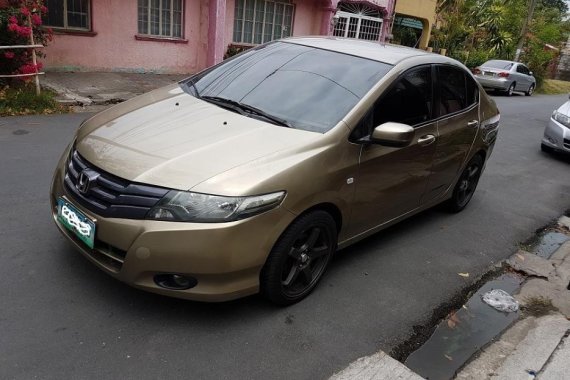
[564, 138, 570, 149]
[64, 150, 170, 219]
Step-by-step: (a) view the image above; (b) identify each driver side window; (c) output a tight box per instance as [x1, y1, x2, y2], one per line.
[351, 66, 433, 141]
[374, 66, 433, 127]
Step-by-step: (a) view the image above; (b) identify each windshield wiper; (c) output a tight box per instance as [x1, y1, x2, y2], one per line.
[201, 96, 246, 115]
[237, 102, 293, 128]
[183, 79, 201, 98]
[201, 96, 293, 128]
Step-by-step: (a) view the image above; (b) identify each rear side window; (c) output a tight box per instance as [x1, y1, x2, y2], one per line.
[437, 65, 478, 117]
[373, 66, 433, 127]
[516, 65, 529, 75]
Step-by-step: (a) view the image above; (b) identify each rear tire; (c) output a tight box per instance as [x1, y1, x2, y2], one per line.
[506, 83, 516, 97]
[260, 210, 337, 305]
[447, 155, 484, 213]
[525, 84, 535, 96]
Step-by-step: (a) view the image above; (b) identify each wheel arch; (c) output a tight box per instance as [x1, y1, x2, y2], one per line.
[297, 202, 343, 235]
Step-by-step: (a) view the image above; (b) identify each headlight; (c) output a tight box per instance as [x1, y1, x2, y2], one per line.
[146, 190, 286, 222]
[552, 110, 570, 128]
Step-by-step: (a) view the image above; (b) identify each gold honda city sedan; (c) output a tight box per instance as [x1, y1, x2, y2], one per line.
[51, 37, 500, 305]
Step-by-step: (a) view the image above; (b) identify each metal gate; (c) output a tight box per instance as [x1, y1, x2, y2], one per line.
[332, 4, 383, 41]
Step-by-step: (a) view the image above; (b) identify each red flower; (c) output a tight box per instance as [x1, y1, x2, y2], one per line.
[8, 15, 18, 24]
[19, 63, 41, 75]
[7, 23, 18, 32]
[16, 25, 32, 37]
[41, 5, 48, 14]
[4, 51, 15, 59]
[31, 14, 42, 25]
[21, 7, 31, 17]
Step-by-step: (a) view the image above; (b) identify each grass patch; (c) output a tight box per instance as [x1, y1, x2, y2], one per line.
[0, 85, 68, 116]
[520, 296, 557, 317]
[538, 79, 570, 95]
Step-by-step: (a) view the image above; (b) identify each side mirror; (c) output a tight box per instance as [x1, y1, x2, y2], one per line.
[366, 122, 415, 147]
[529, 71, 533, 76]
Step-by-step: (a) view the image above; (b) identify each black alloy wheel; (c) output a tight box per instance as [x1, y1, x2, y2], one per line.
[448, 155, 483, 213]
[260, 210, 337, 305]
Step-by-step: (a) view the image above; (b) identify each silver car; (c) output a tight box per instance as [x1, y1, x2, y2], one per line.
[542, 95, 570, 155]
[474, 60, 536, 97]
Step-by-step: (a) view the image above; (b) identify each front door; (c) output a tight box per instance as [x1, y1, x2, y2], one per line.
[350, 66, 437, 234]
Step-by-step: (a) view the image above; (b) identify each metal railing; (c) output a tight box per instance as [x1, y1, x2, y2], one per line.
[0, 15, 45, 95]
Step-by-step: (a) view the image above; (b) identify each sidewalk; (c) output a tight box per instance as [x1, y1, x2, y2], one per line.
[330, 216, 570, 380]
[42, 71, 187, 112]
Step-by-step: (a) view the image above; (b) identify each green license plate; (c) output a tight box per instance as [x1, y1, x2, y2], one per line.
[57, 198, 96, 249]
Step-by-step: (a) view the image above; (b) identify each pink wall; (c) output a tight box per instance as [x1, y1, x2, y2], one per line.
[44, 0, 209, 74]
[291, 0, 322, 36]
[43, 0, 395, 73]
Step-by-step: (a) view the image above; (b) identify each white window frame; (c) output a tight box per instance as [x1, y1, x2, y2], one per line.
[233, 0, 295, 45]
[334, 10, 383, 40]
[138, 0, 184, 39]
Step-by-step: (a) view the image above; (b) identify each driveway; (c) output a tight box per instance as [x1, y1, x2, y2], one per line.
[0, 93, 569, 380]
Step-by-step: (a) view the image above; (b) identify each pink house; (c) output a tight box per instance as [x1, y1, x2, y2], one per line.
[42, 0, 395, 74]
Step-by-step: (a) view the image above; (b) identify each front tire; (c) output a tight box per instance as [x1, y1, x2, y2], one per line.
[447, 155, 484, 213]
[260, 210, 337, 305]
[525, 84, 535, 96]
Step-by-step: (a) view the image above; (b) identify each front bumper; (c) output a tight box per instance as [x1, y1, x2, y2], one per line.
[50, 156, 297, 302]
[542, 118, 570, 154]
[474, 76, 511, 91]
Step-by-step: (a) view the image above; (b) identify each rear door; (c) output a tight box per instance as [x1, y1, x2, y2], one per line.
[423, 65, 480, 202]
[515, 64, 530, 91]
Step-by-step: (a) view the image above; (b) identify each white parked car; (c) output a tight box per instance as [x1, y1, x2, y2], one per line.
[542, 95, 570, 154]
[474, 60, 536, 97]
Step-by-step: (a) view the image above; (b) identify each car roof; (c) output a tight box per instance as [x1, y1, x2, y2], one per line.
[283, 36, 445, 65]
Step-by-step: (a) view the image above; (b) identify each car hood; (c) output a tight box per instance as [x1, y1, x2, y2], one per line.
[76, 84, 322, 192]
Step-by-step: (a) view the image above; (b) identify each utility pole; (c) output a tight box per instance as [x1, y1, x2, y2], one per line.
[514, 0, 538, 61]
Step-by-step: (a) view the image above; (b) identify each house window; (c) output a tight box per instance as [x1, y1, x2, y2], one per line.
[233, 0, 294, 45]
[333, 2, 383, 41]
[138, 0, 183, 38]
[44, 0, 90, 30]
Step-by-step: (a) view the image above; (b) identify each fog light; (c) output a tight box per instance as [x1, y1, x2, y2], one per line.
[154, 274, 198, 290]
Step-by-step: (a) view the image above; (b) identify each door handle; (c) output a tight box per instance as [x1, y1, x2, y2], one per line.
[417, 134, 436, 146]
[467, 120, 479, 128]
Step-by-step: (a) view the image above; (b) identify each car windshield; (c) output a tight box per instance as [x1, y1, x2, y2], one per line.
[181, 41, 393, 133]
[482, 60, 513, 70]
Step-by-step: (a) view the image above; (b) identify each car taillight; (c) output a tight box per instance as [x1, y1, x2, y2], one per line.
[498, 72, 509, 78]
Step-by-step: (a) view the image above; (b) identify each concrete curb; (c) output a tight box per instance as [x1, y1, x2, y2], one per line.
[329, 351, 424, 380]
[331, 216, 570, 380]
[456, 216, 570, 379]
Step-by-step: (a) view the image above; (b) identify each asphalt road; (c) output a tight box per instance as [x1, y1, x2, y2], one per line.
[1, 93, 569, 380]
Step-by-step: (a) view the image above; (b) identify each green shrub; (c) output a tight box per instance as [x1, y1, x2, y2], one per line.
[0, 84, 66, 116]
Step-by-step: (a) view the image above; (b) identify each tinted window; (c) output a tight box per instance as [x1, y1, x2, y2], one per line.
[466, 74, 479, 107]
[183, 42, 393, 133]
[437, 66, 475, 116]
[516, 65, 527, 74]
[373, 66, 433, 127]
